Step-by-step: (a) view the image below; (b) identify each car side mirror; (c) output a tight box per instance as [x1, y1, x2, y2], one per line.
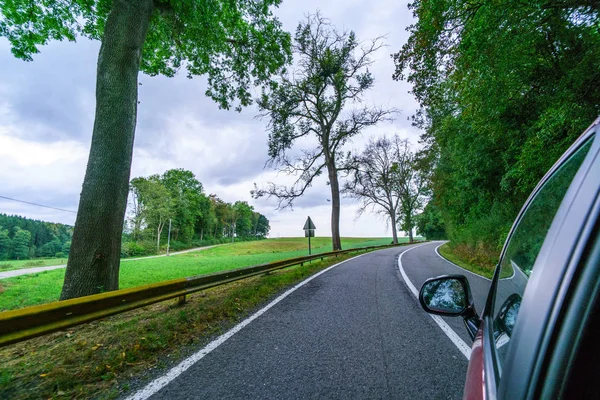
[419, 275, 480, 340]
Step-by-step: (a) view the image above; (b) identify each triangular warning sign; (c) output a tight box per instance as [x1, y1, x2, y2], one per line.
[303, 216, 316, 230]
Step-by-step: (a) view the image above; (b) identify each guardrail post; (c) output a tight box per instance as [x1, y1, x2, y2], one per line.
[178, 295, 187, 306]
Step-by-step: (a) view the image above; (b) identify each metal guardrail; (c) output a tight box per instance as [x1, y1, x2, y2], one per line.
[0, 242, 411, 348]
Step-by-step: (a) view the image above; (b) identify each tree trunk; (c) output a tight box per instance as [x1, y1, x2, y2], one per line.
[390, 208, 398, 245]
[327, 162, 342, 251]
[156, 221, 164, 253]
[60, 0, 154, 300]
[408, 228, 414, 243]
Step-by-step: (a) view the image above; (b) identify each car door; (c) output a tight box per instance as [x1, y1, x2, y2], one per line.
[474, 119, 600, 400]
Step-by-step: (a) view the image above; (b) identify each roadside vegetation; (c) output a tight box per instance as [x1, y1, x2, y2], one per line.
[438, 243, 513, 280]
[437, 243, 496, 279]
[397, 1, 600, 264]
[0, 237, 396, 311]
[0, 250, 370, 400]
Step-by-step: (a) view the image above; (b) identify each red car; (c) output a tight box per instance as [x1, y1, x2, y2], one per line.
[419, 117, 600, 400]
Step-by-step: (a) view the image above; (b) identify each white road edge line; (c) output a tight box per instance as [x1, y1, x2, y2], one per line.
[125, 250, 376, 400]
[399, 243, 472, 360]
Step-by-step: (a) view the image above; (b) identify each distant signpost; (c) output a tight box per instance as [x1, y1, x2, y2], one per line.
[303, 216, 316, 255]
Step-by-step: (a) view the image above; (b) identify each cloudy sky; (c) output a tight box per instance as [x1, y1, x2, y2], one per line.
[0, 0, 421, 238]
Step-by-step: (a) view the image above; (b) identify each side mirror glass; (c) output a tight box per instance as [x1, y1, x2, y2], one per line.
[419, 275, 470, 316]
[495, 293, 522, 338]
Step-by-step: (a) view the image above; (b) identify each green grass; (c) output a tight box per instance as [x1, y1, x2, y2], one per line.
[0, 237, 398, 311]
[438, 243, 511, 279]
[0, 258, 68, 272]
[0, 252, 366, 400]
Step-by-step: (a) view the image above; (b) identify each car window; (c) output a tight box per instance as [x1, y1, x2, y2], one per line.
[492, 136, 595, 371]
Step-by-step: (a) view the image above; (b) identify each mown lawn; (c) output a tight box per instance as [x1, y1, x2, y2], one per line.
[0, 237, 397, 311]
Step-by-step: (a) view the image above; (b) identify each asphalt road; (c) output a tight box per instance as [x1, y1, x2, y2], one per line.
[131, 242, 483, 400]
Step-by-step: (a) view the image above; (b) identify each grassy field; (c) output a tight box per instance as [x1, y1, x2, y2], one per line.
[0, 237, 398, 311]
[438, 242, 511, 279]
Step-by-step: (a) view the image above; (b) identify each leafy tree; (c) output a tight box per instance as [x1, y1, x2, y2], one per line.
[344, 135, 405, 244]
[161, 169, 203, 242]
[129, 176, 173, 252]
[0, 227, 10, 260]
[11, 227, 31, 260]
[62, 241, 72, 256]
[196, 194, 217, 241]
[416, 200, 446, 240]
[233, 201, 255, 237]
[253, 13, 396, 250]
[392, 0, 599, 257]
[255, 214, 271, 237]
[1, 0, 292, 299]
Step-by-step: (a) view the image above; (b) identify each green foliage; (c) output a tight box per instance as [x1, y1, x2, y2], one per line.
[393, 0, 600, 255]
[10, 227, 31, 260]
[415, 201, 446, 240]
[0, 0, 292, 111]
[126, 169, 271, 254]
[0, 228, 9, 260]
[0, 214, 72, 260]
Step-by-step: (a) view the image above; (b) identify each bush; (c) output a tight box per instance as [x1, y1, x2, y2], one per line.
[121, 241, 156, 258]
[54, 252, 65, 258]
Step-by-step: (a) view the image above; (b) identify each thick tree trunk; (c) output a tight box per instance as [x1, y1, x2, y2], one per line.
[327, 162, 342, 251]
[390, 208, 398, 245]
[60, 0, 154, 300]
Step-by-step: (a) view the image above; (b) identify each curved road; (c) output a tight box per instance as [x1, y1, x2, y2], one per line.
[124, 241, 494, 400]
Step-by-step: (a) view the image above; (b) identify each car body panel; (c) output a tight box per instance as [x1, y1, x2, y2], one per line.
[463, 326, 485, 400]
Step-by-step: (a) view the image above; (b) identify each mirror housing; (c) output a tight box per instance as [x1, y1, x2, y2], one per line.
[419, 274, 480, 340]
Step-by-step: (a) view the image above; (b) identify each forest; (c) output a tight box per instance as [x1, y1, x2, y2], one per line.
[0, 214, 72, 260]
[395, 0, 600, 266]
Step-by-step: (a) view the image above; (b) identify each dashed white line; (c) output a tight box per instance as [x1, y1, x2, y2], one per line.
[399, 243, 472, 360]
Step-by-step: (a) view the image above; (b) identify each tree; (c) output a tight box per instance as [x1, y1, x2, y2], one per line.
[255, 214, 271, 237]
[394, 140, 429, 242]
[233, 201, 255, 237]
[196, 194, 216, 241]
[253, 13, 396, 250]
[11, 227, 31, 260]
[1, 0, 292, 299]
[344, 135, 404, 244]
[130, 176, 173, 252]
[161, 169, 203, 242]
[392, 0, 600, 259]
[0, 227, 10, 260]
[416, 200, 446, 240]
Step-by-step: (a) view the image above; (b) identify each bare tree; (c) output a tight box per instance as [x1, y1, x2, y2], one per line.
[253, 13, 396, 250]
[344, 136, 403, 244]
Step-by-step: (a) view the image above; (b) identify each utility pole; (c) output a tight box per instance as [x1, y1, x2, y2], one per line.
[166, 218, 172, 256]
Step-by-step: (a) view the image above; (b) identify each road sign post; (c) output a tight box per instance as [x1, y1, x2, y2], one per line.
[303, 216, 316, 255]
